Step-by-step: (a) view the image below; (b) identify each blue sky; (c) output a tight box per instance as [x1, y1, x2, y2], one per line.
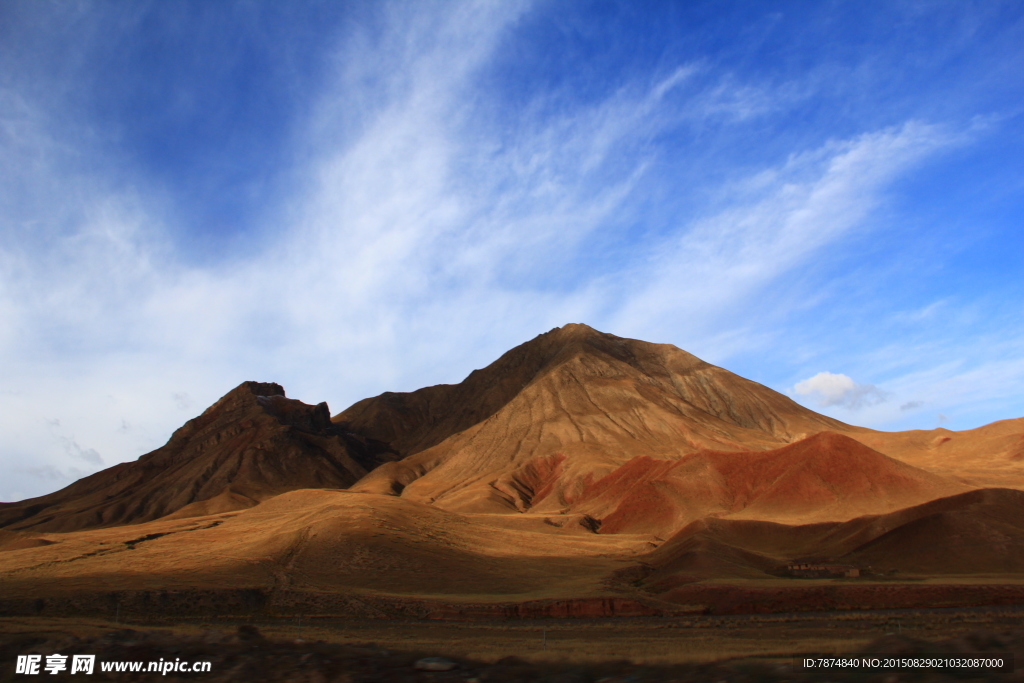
[2, 0, 1022, 501]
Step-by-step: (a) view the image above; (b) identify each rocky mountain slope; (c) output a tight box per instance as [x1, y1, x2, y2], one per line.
[338, 324, 848, 459]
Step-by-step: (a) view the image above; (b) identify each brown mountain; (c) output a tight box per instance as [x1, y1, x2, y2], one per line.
[0, 382, 397, 532]
[338, 324, 846, 460]
[344, 325, 967, 527]
[841, 487, 1024, 574]
[2, 324, 1003, 541]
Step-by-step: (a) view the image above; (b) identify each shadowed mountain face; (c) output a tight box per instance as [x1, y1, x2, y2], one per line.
[638, 488, 1024, 588]
[0, 382, 397, 532]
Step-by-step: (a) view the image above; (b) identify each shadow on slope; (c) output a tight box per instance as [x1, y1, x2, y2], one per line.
[634, 487, 1024, 590]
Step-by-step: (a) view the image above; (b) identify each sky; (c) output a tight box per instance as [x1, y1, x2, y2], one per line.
[2, 0, 1022, 502]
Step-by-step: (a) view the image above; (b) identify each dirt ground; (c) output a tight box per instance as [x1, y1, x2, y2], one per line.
[3, 606, 1023, 682]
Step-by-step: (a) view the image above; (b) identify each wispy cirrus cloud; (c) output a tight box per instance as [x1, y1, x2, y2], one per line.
[611, 121, 961, 345]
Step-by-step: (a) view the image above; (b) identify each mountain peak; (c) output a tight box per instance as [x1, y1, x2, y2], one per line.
[546, 322, 599, 338]
[338, 325, 847, 503]
[241, 380, 286, 396]
[334, 324, 662, 458]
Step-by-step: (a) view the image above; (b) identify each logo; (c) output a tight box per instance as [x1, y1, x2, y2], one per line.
[15, 654, 95, 675]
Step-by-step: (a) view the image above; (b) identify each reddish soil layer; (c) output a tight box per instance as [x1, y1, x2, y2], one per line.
[581, 432, 965, 535]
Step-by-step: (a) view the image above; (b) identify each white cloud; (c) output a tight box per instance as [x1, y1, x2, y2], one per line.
[793, 371, 888, 410]
[800, 319, 1024, 430]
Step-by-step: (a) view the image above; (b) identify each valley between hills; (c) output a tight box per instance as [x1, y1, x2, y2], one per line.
[2, 324, 1024, 623]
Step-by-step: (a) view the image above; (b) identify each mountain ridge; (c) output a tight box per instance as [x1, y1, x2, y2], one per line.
[0, 382, 397, 532]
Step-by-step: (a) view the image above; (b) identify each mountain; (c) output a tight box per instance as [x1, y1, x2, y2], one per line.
[841, 487, 1024, 574]
[338, 324, 846, 459]
[0, 382, 397, 532]
[1, 324, 1001, 538]
[344, 325, 966, 524]
[0, 325, 1011, 540]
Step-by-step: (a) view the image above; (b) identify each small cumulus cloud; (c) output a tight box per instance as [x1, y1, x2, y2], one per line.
[900, 400, 924, 412]
[793, 371, 888, 410]
[172, 393, 193, 410]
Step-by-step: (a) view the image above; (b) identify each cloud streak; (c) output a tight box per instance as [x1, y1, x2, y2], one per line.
[612, 121, 959, 342]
